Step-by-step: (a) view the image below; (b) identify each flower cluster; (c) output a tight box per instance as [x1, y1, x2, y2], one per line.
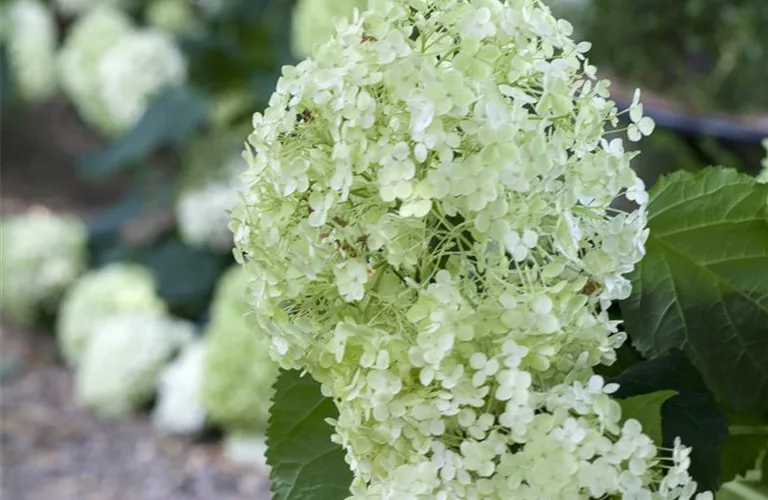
[75, 313, 194, 417]
[144, 0, 199, 35]
[58, 5, 186, 135]
[2, 0, 58, 102]
[176, 154, 247, 251]
[57, 263, 166, 367]
[291, 0, 367, 58]
[0, 211, 86, 326]
[233, 0, 705, 497]
[53, 0, 135, 16]
[152, 340, 207, 435]
[201, 267, 278, 433]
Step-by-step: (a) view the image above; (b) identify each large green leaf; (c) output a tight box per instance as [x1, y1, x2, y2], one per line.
[77, 86, 209, 179]
[266, 369, 352, 500]
[721, 413, 768, 483]
[621, 167, 768, 413]
[619, 390, 677, 446]
[609, 349, 729, 492]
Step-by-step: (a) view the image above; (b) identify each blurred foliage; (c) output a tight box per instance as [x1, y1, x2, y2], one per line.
[554, 0, 768, 114]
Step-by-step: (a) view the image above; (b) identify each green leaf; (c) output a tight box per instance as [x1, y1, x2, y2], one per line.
[721, 412, 768, 483]
[621, 167, 768, 413]
[619, 390, 676, 445]
[267, 369, 352, 500]
[77, 86, 209, 179]
[718, 480, 768, 500]
[134, 240, 230, 320]
[609, 349, 729, 492]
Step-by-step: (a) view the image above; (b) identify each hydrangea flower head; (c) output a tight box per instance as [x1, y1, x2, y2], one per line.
[152, 340, 207, 435]
[145, 0, 200, 35]
[176, 151, 248, 251]
[0, 211, 87, 326]
[57, 263, 166, 367]
[201, 267, 278, 432]
[97, 28, 187, 131]
[2, 0, 58, 102]
[58, 5, 134, 135]
[233, 0, 701, 497]
[75, 313, 194, 418]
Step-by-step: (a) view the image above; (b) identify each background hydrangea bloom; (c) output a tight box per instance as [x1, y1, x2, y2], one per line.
[2, 0, 58, 102]
[200, 267, 278, 433]
[97, 28, 187, 131]
[290, 0, 367, 58]
[144, 0, 200, 35]
[57, 5, 134, 136]
[232, 0, 707, 496]
[52, 0, 137, 16]
[176, 152, 247, 251]
[75, 313, 194, 418]
[152, 340, 207, 435]
[0, 211, 87, 326]
[57, 263, 166, 367]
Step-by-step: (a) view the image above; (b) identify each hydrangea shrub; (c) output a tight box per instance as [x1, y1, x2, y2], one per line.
[0, 211, 87, 326]
[75, 313, 194, 417]
[57, 263, 166, 367]
[1, 0, 58, 102]
[201, 267, 278, 433]
[231, 0, 712, 497]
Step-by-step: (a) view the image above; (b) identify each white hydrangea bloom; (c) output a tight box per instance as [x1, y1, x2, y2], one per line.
[145, 0, 200, 34]
[0, 211, 87, 326]
[233, 0, 704, 497]
[291, 0, 367, 58]
[57, 263, 165, 367]
[98, 28, 187, 131]
[75, 313, 195, 418]
[57, 5, 134, 136]
[152, 340, 207, 435]
[52, 0, 136, 16]
[223, 432, 268, 469]
[176, 156, 247, 251]
[3, 0, 58, 102]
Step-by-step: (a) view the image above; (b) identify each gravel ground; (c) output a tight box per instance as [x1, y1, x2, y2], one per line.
[0, 322, 271, 500]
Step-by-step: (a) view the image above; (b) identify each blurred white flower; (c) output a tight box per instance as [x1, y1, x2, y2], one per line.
[57, 5, 134, 136]
[145, 0, 200, 34]
[75, 313, 195, 417]
[176, 156, 245, 251]
[0, 211, 86, 326]
[52, 0, 137, 16]
[57, 263, 165, 367]
[3, 0, 58, 102]
[98, 28, 187, 131]
[152, 340, 207, 435]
